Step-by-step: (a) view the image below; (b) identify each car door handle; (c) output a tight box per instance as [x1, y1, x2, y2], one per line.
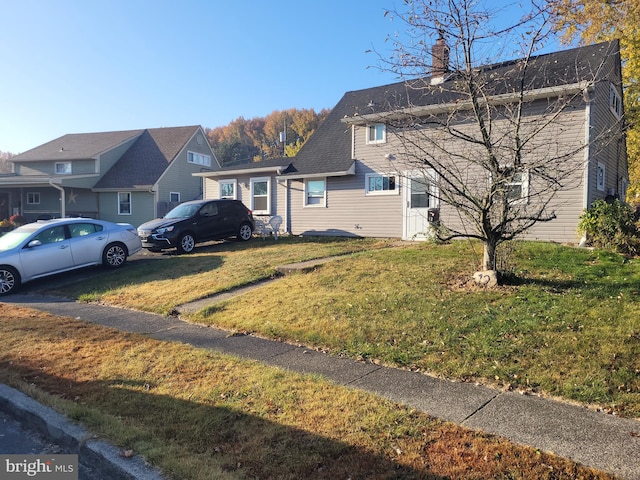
[97, 236, 106, 240]
[59, 244, 69, 249]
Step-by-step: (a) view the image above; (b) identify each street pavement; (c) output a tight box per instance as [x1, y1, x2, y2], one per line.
[2, 290, 640, 480]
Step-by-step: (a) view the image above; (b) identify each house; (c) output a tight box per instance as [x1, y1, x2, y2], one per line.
[0, 126, 218, 227]
[199, 41, 627, 244]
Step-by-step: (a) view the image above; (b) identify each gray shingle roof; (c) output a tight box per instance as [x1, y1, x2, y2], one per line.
[94, 126, 201, 189]
[283, 40, 619, 177]
[11, 130, 144, 161]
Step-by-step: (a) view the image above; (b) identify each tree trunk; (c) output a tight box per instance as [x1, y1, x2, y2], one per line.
[482, 240, 497, 271]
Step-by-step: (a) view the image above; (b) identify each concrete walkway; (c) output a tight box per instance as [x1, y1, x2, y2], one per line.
[3, 284, 640, 479]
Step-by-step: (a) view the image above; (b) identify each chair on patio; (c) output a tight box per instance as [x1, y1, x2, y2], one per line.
[268, 215, 282, 240]
[254, 219, 269, 239]
[254, 215, 282, 240]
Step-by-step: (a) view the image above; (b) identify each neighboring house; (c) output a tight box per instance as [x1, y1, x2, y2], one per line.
[199, 41, 627, 243]
[0, 126, 217, 227]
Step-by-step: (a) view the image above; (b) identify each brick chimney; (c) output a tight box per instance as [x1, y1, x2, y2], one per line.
[431, 32, 449, 81]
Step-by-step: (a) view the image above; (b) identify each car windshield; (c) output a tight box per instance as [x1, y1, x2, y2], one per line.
[0, 224, 41, 251]
[164, 204, 200, 219]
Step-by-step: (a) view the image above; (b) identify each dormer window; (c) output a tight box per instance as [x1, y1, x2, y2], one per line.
[55, 162, 72, 174]
[366, 124, 386, 144]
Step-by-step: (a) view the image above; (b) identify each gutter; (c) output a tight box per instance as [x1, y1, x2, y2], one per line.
[276, 162, 356, 181]
[341, 81, 592, 125]
[193, 166, 284, 178]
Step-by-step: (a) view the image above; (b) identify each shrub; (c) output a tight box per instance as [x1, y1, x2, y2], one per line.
[578, 199, 640, 254]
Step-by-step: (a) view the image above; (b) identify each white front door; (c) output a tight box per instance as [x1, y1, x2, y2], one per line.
[403, 171, 438, 241]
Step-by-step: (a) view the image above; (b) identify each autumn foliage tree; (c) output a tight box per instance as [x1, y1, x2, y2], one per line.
[550, 0, 640, 201]
[206, 108, 330, 166]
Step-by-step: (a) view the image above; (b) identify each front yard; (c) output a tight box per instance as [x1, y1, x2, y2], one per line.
[42, 237, 640, 417]
[1, 236, 636, 478]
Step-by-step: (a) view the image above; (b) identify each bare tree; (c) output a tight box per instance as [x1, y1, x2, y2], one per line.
[366, 0, 625, 276]
[0, 151, 14, 174]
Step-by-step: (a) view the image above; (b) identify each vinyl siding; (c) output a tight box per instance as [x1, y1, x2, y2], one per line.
[203, 173, 281, 225]
[352, 98, 589, 243]
[585, 54, 628, 205]
[16, 159, 96, 176]
[152, 129, 217, 221]
[289, 163, 403, 238]
[98, 191, 155, 227]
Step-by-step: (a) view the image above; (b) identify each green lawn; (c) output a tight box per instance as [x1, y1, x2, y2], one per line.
[45, 237, 640, 417]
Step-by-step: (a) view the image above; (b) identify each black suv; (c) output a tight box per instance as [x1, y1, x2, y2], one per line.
[137, 199, 254, 253]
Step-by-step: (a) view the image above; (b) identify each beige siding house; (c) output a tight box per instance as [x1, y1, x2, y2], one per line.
[1, 126, 218, 227]
[201, 41, 627, 244]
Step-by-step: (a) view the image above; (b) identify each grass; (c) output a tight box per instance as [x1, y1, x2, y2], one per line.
[43, 237, 640, 417]
[0, 305, 617, 479]
[52, 237, 393, 315]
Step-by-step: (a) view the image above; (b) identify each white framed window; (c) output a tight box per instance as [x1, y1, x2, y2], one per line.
[609, 84, 622, 119]
[366, 124, 386, 144]
[187, 151, 212, 167]
[365, 173, 398, 196]
[170, 192, 180, 203]
[27, 192, 40, 205]
[597, 162, 606, 191]
[55, 162, 72, 174]
[505, 169, 529, 204]
[220, 180, 237, 199]
[118, 192, 131, 215]
[250, 177, 271, 214]
[304, 178, 326, 207]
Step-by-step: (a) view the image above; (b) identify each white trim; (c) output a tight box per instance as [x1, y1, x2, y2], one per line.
[366, 124, 386, 144]
[250, 176, 271, 215]
[609, 83, 623, 119]
[55, 162, 72, 175]
[596, 162, 606, 192]
[219, 179, 237, 199]
[278, 162, 356, 181]
[506, 169, 530, 205]
[583, 90, 592, 209]
[365, 173, 400, 196]
[195, 166, 284, 177]
[118, 191, 132, 215]
[187, 151, 212, 167]
[26, 192, 41, 205]
[169, 191, 181, 203]
[304, 178, 326, 207]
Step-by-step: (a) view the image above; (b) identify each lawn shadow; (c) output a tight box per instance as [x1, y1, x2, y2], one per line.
[502, 272, 639, 298]
[5, 364, 442, 480]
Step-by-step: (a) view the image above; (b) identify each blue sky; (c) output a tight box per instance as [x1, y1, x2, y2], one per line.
[0, 1, 568, 154]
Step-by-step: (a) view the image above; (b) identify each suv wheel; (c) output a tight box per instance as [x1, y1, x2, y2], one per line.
[237, 223, 253, 241]
[177, 232, 196, 254]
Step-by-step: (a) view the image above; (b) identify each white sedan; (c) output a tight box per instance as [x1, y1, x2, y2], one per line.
[0, 218, 142, 295]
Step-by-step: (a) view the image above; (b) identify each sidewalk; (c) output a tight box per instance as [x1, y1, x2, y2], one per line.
[3, 291, 640, 480]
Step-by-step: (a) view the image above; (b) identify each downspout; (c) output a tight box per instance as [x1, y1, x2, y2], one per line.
[579, 89, 593, 247]
[285, 178, 290, 234]
[49, 179, 65, 218]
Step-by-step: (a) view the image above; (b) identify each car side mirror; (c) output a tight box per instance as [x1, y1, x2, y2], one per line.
[27, 239, 42, 248]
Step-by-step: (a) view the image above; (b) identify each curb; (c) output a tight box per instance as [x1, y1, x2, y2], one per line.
[0, 384, 166, 480]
